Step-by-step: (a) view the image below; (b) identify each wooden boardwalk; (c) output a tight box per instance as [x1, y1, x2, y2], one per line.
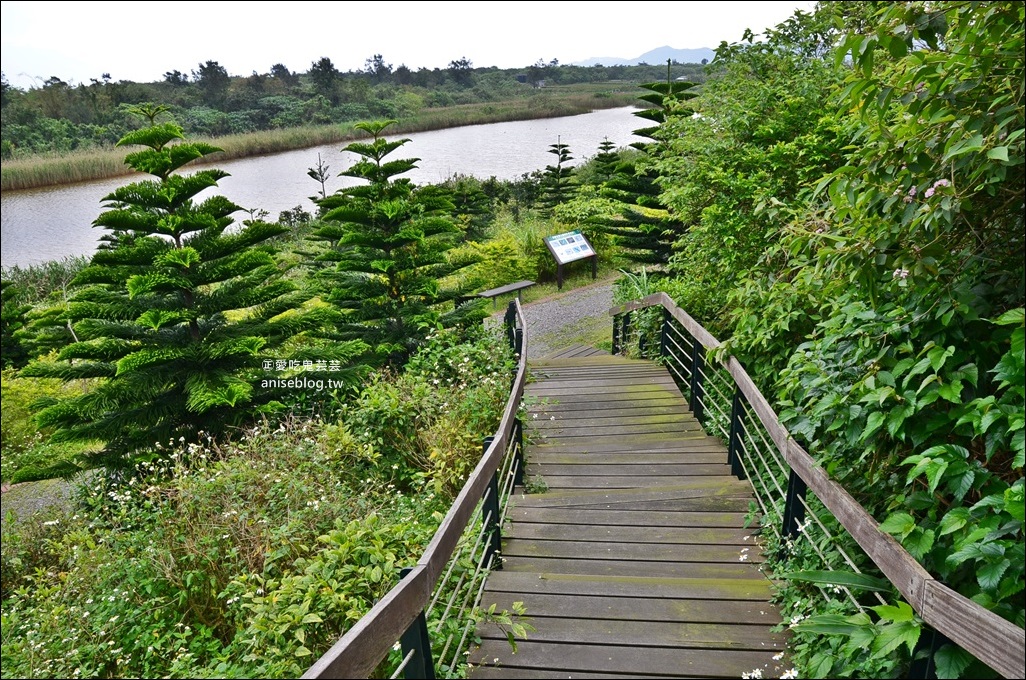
[469, 351, 789, 679]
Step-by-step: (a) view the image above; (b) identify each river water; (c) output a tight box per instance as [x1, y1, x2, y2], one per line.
[1, 107, 643, 268]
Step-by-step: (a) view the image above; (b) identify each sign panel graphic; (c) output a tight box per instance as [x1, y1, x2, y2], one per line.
[544, 230, 595, 265]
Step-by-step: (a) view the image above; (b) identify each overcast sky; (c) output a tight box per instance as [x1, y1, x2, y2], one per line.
[2, 1, 816, 89]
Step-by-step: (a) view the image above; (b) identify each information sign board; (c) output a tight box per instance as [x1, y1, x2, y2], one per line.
[544, 231, 595, 264]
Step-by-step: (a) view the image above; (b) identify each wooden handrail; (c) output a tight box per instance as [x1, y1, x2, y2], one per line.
[609, 294, 1026, 679]
[303, 300, 529, 679]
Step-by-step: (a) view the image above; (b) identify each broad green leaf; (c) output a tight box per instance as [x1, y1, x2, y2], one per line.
[301, 613, 323, 624]
[934, 644, 974, 680]
[1005, 485, 1025, 522]
[906, 528, 935, 560]
[986, 146, 1009, 162]
[879, 512, 915, 538]
[865, 411, 887, 438]
[925, 460, 950, 495]
[977, 559, 1010, 591]
[294, 646, 312, 658]
[872, 619, 921, 656]
[872, 600, 915, 623]
[993, 308, 1025, 326]
[938, 508, 970, 536]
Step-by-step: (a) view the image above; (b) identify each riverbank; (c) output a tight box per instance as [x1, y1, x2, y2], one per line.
[1, 92, 637, 192]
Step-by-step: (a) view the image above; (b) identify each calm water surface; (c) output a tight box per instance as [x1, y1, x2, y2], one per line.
[1, 107, 643, 268]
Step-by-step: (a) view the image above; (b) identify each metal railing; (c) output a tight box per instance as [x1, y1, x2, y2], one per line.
[303, 300, 528, 679]
[611, 292, 1024, 679]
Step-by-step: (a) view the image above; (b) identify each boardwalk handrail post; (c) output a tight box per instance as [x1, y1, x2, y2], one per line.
[611, 313, 622, 355]
[514, 328, 523, 362]
[659, 307, 670, 359]
[397, 567, 436, 680]
[513, 418, 525, 486]
[781, 468, 808, 544]
[622, 312, 632, 356]
[504, 300, 517, 351]
[727, 389, 747, 480]
[689, 337, 706, 424]
[481, 436, 502, 569]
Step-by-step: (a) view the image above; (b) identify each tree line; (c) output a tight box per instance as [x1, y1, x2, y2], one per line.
[0, 56, 706, 159]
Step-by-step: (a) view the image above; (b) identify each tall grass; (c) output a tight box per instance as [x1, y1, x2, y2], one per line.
[1, 256, 90, 304]
[1, 93, 636, 192]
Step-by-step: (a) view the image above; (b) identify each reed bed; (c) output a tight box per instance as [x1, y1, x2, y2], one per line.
[1, 94, 636, 192]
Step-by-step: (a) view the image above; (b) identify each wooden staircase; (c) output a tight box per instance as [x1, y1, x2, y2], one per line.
[469, 352, 788, 679]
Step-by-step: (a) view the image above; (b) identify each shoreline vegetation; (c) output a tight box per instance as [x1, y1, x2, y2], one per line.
[0, 92, 637, 192]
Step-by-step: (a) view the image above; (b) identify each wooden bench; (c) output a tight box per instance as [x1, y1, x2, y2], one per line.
[477, 280, 535, 308]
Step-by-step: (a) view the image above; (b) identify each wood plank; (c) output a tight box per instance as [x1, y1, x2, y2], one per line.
[529, 422, 707, 438]
[510, 480, 752, 504]
[512, 493, 755, 513]
[529, 452, 727, 465]
[469, 639, 787, 679]
[506, 506, 754, 529]
[527, 402, 692, 417]
[506, 523, 755, 545]
[529, 463, 733, 477]
[530, 432, 717, 447]
[471, 668, 654, 679]
[527, 437, 726, 453]
[529, 413, 698, 428]
[536, 475, 742, 490]
[527, 381, 680, 394]
[500, 556, 765, 580]
[480, 593, 780, 625]
[501, 538, 763, 564]
[483, 570, 775, 601]
[475, 616, 788, 650]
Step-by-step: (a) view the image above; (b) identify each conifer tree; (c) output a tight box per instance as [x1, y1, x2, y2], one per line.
[1, 279, 30, 368]
[589, 66, 696, 268]
[309, 120, 483, 366]
[23, 111, 348, 468]
[538, 138, 576, 214]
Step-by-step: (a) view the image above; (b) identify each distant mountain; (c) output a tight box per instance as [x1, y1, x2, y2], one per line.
[573, 46, 716, 67]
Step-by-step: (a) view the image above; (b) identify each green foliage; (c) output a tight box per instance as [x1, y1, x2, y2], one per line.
[657, 15, 846, 332]
[1, 324, 514, 678]
[342, 324, 514, 495]
[20, 118, 338, 469]
[0, 369, 97, 482]
[309, 120, 484, 366]
[1, 279, 31, 368]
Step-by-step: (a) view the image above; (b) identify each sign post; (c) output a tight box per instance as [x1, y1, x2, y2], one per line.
[544, 230, 597, 290]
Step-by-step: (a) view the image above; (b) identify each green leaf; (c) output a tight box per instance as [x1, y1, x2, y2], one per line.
[294, 646, 312, 658]
[938, 508, 970, 536]
[794, 614, 866, 636]
[783, 570, 891, 592]
[1005, 485, 1025, 522]
[865, 411, 887, 438]
[301, 613, 323, 624]
[993, 308, 1025, 326]
[879, 512, 916, 538]
[872, 619, 921, 656]
[934, 644, 974, 680]
[872, 600, 914, 623]
[978, 559, 1010, 591]
[906, 528, 935, 561]
[986, 146, 1010, 162]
